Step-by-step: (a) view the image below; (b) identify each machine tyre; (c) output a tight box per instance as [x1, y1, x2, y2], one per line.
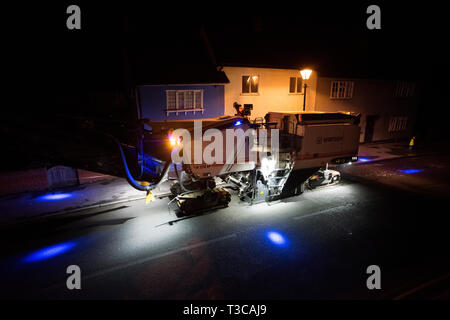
[295, 183, 305, 195]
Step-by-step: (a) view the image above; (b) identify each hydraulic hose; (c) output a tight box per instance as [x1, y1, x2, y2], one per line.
[113, 136, 171, 192]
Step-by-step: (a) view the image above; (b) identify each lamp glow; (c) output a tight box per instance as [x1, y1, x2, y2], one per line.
[168, 134, 181, 147]
[23, 242, 76, 263]
[37, 193, 73, 201]
[266, 231, 288, 246]
[400, 169, 423, 174]
[300, 69, 312, 80]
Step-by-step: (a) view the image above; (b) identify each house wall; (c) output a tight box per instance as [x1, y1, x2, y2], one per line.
[136, 73, 417, 143]
[314, 77, 419, 142]
[138, 85, 225, 121]
[223, 67, 318, 120]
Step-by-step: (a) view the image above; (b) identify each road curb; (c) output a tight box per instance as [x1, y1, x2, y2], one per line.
[0, 153, 442, 228]
[350, 151, 441, 166]
[0, 195, 149, 228]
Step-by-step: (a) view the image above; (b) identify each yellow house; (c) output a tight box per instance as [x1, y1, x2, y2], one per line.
[314, 77, 418, 142]
[221, 66, 418, 143]
[222, 66, 318, 120]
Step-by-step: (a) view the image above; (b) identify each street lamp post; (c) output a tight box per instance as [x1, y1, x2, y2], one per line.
[300, 69, 312, 112]
[302, 82, 307, 111]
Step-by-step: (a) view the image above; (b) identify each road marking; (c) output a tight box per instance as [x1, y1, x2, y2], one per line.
[393, 272, 450, 300]
[83, 233, 237, 281]
[292, 195, 385, 222]
[292, 203, 352, 221]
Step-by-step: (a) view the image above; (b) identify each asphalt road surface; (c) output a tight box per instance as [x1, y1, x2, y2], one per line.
[0, 154, 449, 299]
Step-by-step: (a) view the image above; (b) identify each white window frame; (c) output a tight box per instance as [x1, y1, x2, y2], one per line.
[241, 75, 260, 95]
[394, 81, 415, 97]
[288, 77, 304, 94]
[388, 116, 408, 132]
[165, 89, 204, 116]
[330, 80, 354, 99]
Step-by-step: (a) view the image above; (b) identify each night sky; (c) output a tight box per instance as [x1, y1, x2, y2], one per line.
[1, 3, 449, 306]
[3, 2, 449, 130]
[7, 2, 449, 80]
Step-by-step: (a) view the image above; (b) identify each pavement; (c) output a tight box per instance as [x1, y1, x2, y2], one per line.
[0, 177, 171, 225]
[0, 154, 449, 299]
[0, 140, 438, 225]
[355, 140, 434, 164]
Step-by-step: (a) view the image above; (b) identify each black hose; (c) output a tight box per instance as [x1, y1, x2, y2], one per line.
[113, 136, 170, 192]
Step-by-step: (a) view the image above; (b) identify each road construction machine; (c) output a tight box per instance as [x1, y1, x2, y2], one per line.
[114, 111, 360, 215]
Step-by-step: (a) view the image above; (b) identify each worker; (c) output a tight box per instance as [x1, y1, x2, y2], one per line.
[409, 136, 415, 150]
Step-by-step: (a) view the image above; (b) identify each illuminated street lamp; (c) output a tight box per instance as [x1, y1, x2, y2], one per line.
[300, 69, 312, 111]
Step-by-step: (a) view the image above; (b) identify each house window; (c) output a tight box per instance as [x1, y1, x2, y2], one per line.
[330, 80, 354, 99]
[388, 116, 408, 132]
[242, 75, 259, 94]
[289, 77, 303, 94]
[166, 90, 203, 115]
[394, 81, 415, 97]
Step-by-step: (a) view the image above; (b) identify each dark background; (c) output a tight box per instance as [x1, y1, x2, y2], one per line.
[2, 1, 449, 171]
[0, 2, 449, 304]
[5, 2, 449, 109]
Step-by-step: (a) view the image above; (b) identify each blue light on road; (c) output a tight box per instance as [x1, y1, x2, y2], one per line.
[36, 193, 73, 201]
[266, 231, 288, 246]
[358, 157, 371, 162]
[23, 242, 76, 263]
[400, 169, 423, 174]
